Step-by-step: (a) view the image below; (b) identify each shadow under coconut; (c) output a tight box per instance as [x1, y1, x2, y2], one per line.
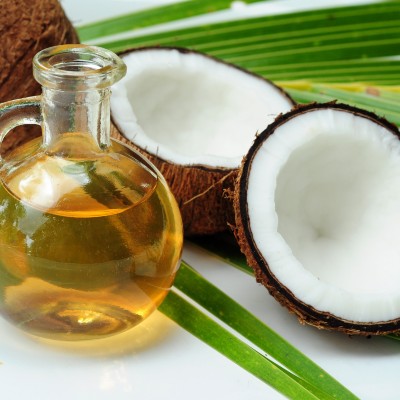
[313, 327, 400, 358]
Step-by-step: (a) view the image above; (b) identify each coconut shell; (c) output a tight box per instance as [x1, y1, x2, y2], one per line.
[110, 47, 295, 236]
[111, 124, 237, 236]
[0, 0, 79, 153]
[233, 102, 400, 335]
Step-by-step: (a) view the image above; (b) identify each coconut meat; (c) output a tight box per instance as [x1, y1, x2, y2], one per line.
[247, 108, 400, 323]
[111, 48, 293, 168]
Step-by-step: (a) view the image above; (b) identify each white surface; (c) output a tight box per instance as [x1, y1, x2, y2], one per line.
[184, 244, 400, 400]
[0, 245, 274, 400]
[2, 1, 399, 400]
[1, 243, 400, 399]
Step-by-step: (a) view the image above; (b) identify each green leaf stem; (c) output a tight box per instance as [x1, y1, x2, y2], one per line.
[288, 86, 400, 125]
[78, 0, 265, 42]
[81, 2, 400, 86]
[171, 261, 358, 399]
[159, 290, 323, 400]
[159, 260, 358, 399]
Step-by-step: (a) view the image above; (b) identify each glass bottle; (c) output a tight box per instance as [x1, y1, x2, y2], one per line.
[0, 45, 183, 341]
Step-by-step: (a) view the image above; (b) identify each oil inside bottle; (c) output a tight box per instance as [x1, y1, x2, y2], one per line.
[0, 133, 183, 340]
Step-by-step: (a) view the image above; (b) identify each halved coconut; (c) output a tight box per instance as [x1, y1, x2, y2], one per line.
[110, 47, 294, 235]
[234, 102, 400, 335]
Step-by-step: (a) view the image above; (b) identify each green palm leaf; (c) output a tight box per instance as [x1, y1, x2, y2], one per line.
[81, 2, 400, 87]
[78, 0, 265, 42]
[171, 261, 358, 399]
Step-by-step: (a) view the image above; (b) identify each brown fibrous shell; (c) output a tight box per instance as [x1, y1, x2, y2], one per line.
[0, 0, 79, 153]
[111, 123, 237, 236]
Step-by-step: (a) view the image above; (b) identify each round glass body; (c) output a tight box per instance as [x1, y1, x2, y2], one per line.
[0, 135, 182, 340]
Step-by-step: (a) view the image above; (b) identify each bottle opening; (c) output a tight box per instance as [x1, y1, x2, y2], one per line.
[33, 44, 127, 90]
[50, 54, 106, 73]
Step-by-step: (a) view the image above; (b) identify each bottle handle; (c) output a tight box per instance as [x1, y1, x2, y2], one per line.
[0, 96, 42, 152]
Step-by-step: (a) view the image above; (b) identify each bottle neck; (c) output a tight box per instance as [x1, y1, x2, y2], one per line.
[41, 86, 111, 150]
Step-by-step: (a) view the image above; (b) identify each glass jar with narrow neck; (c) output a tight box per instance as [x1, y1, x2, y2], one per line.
[0, 45, 183, 340]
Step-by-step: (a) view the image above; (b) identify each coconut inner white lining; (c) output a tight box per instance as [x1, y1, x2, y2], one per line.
[248, 109, 400, 322]
[111, 49, 293, 168]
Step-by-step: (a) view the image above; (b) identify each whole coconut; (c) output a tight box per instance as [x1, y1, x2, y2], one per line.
[0, 0, 79, 152]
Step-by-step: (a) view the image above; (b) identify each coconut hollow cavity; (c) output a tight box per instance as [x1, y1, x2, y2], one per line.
[235, 102, 400, 335]
[111, 47, 294, 235]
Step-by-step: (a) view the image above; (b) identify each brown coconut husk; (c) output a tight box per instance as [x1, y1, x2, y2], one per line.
[0, 0, 79, 153]
[233, 102, 400, 335]
[110, 47, 295, 236]
[111, 124, 237, 236]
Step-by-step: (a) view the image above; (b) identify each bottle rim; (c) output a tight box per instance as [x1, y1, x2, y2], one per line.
[33, 44, 127, 90]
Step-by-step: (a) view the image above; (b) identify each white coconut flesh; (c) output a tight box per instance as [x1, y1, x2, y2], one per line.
[111, 48, 294, 168]
[247, 108, 400, 323]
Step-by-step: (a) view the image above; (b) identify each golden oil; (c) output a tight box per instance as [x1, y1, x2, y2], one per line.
[0, 134, 183, 340]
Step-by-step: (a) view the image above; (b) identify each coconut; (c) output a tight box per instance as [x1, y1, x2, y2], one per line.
[0, 0, 79, 153]
[110, 46, 295, 236]
[234, 102, 400, 335]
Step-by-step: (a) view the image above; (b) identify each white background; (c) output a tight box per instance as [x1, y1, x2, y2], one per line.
[1, 1, 399, 399]
[2, 242, 400, 399]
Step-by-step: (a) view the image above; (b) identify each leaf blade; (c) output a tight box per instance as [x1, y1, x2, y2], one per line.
[77, 0, 265, 42]
[159, 289, 323, 400]
[173, 261, 359, 400]
[86, 2, 400, 87]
